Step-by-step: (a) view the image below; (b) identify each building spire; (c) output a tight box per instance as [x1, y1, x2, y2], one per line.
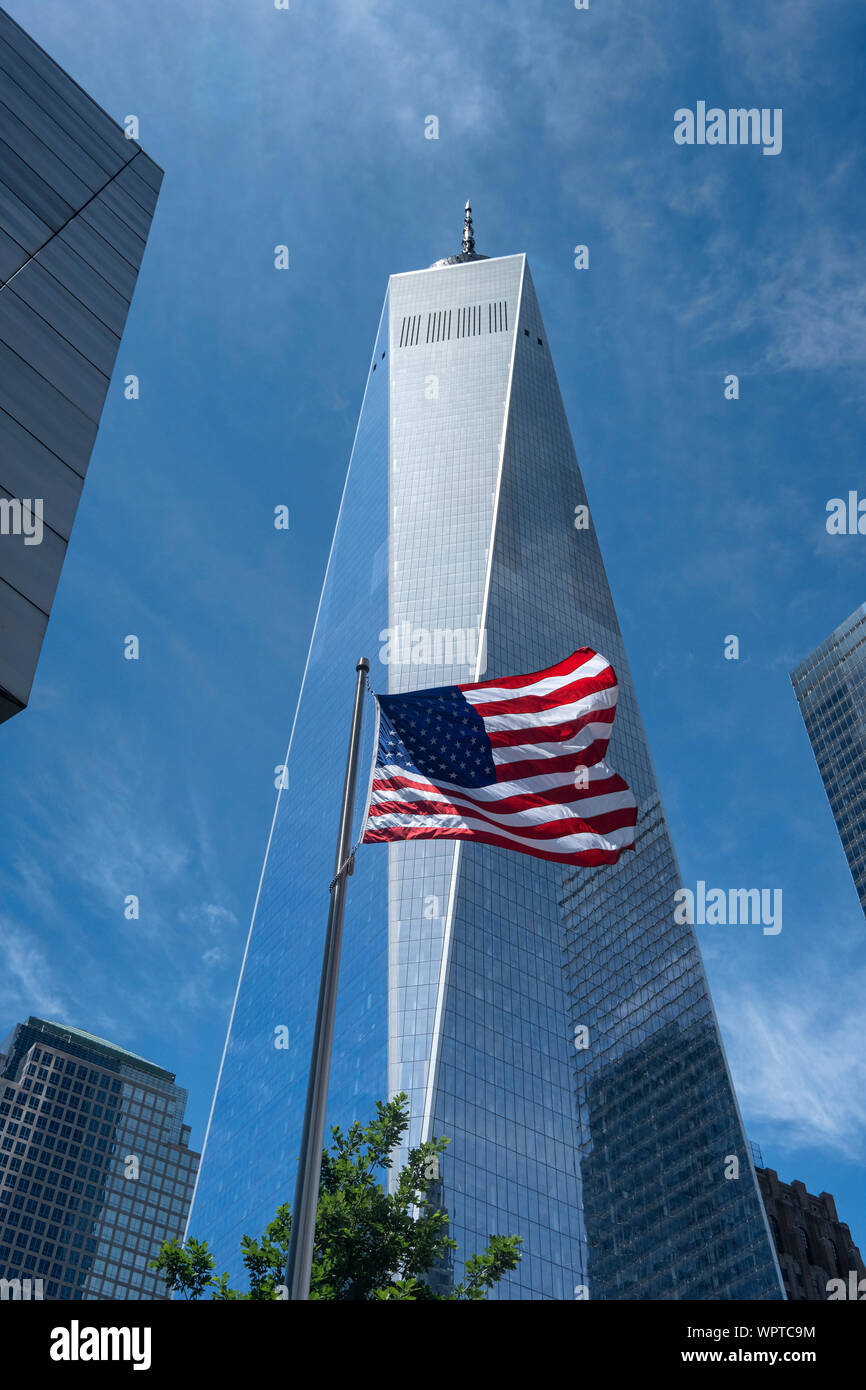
[462, 201, 475, 257]
[428, 201, 488, 268]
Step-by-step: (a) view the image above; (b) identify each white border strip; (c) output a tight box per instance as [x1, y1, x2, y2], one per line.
[357, 695, 381, 843]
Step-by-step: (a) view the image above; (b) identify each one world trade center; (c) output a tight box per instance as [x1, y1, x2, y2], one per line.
[189, 207, 784, 1301]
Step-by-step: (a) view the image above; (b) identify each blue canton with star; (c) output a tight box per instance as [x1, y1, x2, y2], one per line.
[376, 686, 497, 788]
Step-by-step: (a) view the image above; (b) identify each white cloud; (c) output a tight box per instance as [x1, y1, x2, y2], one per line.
[0, 920, 69, 1021]
[717, 962, 866, 1160]
[180, 903, 238, 934]
[711, 0, 824, 87]
[0, 723, 240, 1042]
[760, 232, 866, 372]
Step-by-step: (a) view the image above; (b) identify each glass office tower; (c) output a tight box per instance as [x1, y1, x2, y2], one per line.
[0, 6, 162, 723]
[190, 216, 784, 1299]
[791, 602, 866, 917]
[0, 1017, 199, 1300]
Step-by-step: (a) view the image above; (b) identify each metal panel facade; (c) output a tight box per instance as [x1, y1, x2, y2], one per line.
[0, 7, 162, 721]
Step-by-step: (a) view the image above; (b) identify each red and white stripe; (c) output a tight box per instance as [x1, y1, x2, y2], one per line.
[362, 648, 637, 866]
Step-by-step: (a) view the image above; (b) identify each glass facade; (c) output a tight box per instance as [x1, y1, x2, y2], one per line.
[190, 246, 784, 1299]
[0, 1016, 199, 1300]
[791, 602, 866, 916]
[0, 7, 162, 723]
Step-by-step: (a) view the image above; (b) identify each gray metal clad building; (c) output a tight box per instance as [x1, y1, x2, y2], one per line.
[0, 7, 162, 723]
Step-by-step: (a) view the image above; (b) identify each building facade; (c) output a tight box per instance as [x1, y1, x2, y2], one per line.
[189, 214, 784, 1299]
[0, 1017, 199, 1300]
[0, 6, 162, 723]
[756, 1166, 866, 1300]
[791, 602, 866, 917]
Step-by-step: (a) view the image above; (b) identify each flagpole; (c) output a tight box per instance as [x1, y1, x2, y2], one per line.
[285, 655, 370, 1300]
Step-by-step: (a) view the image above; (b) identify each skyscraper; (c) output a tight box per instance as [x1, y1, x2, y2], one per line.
[791, 601, 866, 917]
[0, 6, 162, 724]
[0, 1017, 199, 1300]
[190, 209, 784, 1299]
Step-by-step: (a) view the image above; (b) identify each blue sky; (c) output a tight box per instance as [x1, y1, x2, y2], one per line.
[2, 0, 865, 1257]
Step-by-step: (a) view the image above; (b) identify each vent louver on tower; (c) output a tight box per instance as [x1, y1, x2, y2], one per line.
[398, 301, 509, 348]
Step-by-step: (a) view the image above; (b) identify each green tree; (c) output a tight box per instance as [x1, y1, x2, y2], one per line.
[153, 1093, 521, 1300]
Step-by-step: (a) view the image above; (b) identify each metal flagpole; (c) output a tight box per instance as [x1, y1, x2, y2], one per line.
[285, 656, 370, 1301]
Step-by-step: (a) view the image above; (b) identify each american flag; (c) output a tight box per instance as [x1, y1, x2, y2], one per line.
[361, 648, 637, 866]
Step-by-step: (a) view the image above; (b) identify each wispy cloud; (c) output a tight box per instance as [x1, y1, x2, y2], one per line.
[711, 0, 826, 88]
[717, 960, 866, 1160]
[0, 920, 69, 1021]
[0, 721, 240, 1047]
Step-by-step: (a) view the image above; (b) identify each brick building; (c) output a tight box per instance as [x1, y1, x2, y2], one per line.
[756, 1166, 865, 1301]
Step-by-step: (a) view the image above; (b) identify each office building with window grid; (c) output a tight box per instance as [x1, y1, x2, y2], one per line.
[0, 1016, 199, 1300]
[791, 601, 866, 917]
